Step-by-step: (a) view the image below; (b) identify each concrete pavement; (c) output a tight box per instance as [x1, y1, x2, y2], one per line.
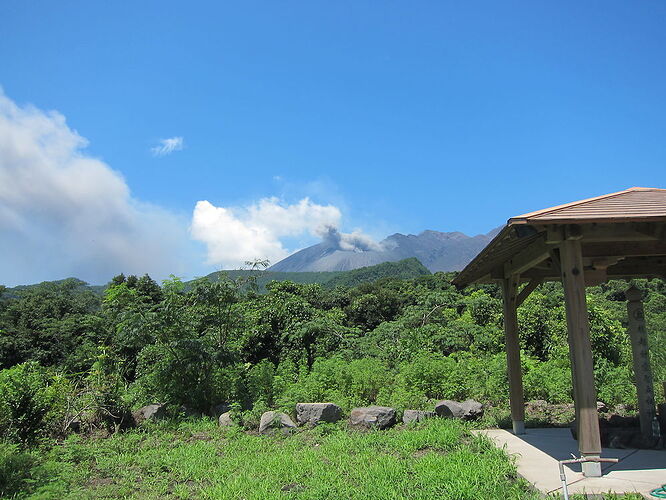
[474, 427, 666, 497]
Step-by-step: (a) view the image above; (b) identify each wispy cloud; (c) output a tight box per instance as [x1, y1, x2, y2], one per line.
[151, 136, 184, 157]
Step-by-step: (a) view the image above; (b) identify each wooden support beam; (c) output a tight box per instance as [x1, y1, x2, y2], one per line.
[516, 278, 542, 307]
[549, 249, 562, 274]
[607, 257, 666, 279]
[503, 237, 553, 278]
[582, 241, 666, 259]
[537, 222, 664, 242]
[560, 239, 602, 477]
[520, 254, 666, 281]
[502, 275, 525, 435]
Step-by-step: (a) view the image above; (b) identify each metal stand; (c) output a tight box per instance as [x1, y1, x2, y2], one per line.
[558, 456, 619, 500]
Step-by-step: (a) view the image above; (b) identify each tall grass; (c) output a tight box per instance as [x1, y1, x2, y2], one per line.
[15, 419, 538, 499]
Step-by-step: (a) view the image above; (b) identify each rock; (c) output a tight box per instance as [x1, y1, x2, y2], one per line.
[349, 406, 396, 430]
[597, 401, 609, 413]
[132, 403, 166, 424]
[296, 403, 342, 426]
[259, 411, 297, 434]
[218, 411, 234, 427]
[434, 400, 464, 419]
[211, 403, 231, 418]
[402, 410, 435, 424]
[460, 399, 484, 421]
[434, 400, 483, 421]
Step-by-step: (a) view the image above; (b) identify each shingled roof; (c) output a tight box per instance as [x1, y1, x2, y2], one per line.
[453, 187, 666, 287]
[509, 187, 666, 225]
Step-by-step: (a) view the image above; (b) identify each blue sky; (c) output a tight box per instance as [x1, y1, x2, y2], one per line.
[1, 1, 665, 285]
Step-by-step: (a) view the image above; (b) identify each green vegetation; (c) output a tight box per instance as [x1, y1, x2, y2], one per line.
[0, 266, 664, 498]
[4, 419, 538, 499]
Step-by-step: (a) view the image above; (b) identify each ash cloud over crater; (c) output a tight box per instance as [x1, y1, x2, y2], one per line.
[316, 225, 383, 253]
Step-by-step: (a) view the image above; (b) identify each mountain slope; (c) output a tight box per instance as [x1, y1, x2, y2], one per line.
[269, 228, 499, 273]
[199, 258, 430, 292]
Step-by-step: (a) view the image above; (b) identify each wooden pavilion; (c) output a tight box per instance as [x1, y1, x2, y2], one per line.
[453, 187, 666, 477]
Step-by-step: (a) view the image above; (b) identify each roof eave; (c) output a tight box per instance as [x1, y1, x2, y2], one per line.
[452, 224, 515, 288]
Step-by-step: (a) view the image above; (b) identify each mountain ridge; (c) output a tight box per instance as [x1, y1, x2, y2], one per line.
[269, 227, 499, 273]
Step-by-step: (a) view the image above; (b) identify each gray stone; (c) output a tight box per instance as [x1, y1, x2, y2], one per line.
[460, 399, 484, 421]
[349, 406, 396, 430]
[259, 411, 297, 434]
[402, 410, 435, 424]
[434, 400, 464, 418]
[296, 403, 342, 426]
[218, 411, 234, 427]
[132, 403, 166, 424]
[434, 400, 483, 421]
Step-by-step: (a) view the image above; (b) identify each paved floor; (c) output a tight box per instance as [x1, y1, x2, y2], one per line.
[474, 428, 666, 497]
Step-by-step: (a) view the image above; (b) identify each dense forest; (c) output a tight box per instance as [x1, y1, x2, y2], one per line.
[1, 259, 665, 454]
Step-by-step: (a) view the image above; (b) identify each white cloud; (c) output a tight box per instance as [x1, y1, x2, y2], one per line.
[151, 136, 184, 156]
[191, 197, 353, 268]
[0, 90, 192, 286]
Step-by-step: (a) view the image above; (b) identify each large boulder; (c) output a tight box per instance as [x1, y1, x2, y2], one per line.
[259, 411, 297, 434]
[349, 406, 396, 430]
[218, 411, 234, 427]
[132, 403, 166, 425]
[402, 410, 435, 424]
[434, 400, 463, 419]
[460, 399, 484, 420]
[296, 403, 342, 426]
[434, 400, 483, 421]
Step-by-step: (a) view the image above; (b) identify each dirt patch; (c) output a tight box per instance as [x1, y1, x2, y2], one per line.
[281, 483, 306, 493]
[88, 477, 115, 487]
[188, 432, 213, 442]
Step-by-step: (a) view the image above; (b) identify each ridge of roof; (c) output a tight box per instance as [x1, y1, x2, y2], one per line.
[508, 187, 666, 224]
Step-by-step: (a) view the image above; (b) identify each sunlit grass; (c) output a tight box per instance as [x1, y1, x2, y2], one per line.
[25, 418, 539, 499]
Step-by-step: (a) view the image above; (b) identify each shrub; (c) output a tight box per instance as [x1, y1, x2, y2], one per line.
[76, 349, 132, 433]
[277, 356, 393, 411]
[523, 356, 572, 404]
[595, 358, 637, 407]
[399, 353, 466, 400]
[0, 362, 70, 446]
[0, 442, 38, 497]
[245, 359, 276, 405]
[397, 352, 509, 404]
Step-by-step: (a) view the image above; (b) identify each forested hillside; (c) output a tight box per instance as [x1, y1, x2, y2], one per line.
[203, 258, 431, 292]
[1, 270, 665, 439]
[1, 269, 665, 497]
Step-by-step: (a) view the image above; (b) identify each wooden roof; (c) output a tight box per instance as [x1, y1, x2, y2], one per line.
[453, 187, 666, 287]
[509, 187, 666, 225]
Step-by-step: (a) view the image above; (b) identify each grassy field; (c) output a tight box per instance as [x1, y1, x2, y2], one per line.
[9, 419, 541, 500]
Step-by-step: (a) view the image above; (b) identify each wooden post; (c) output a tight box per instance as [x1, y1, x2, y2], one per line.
[559, 239, 602, 477]
[625, 285, 658, 439]
[502, 275, 525, 435]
